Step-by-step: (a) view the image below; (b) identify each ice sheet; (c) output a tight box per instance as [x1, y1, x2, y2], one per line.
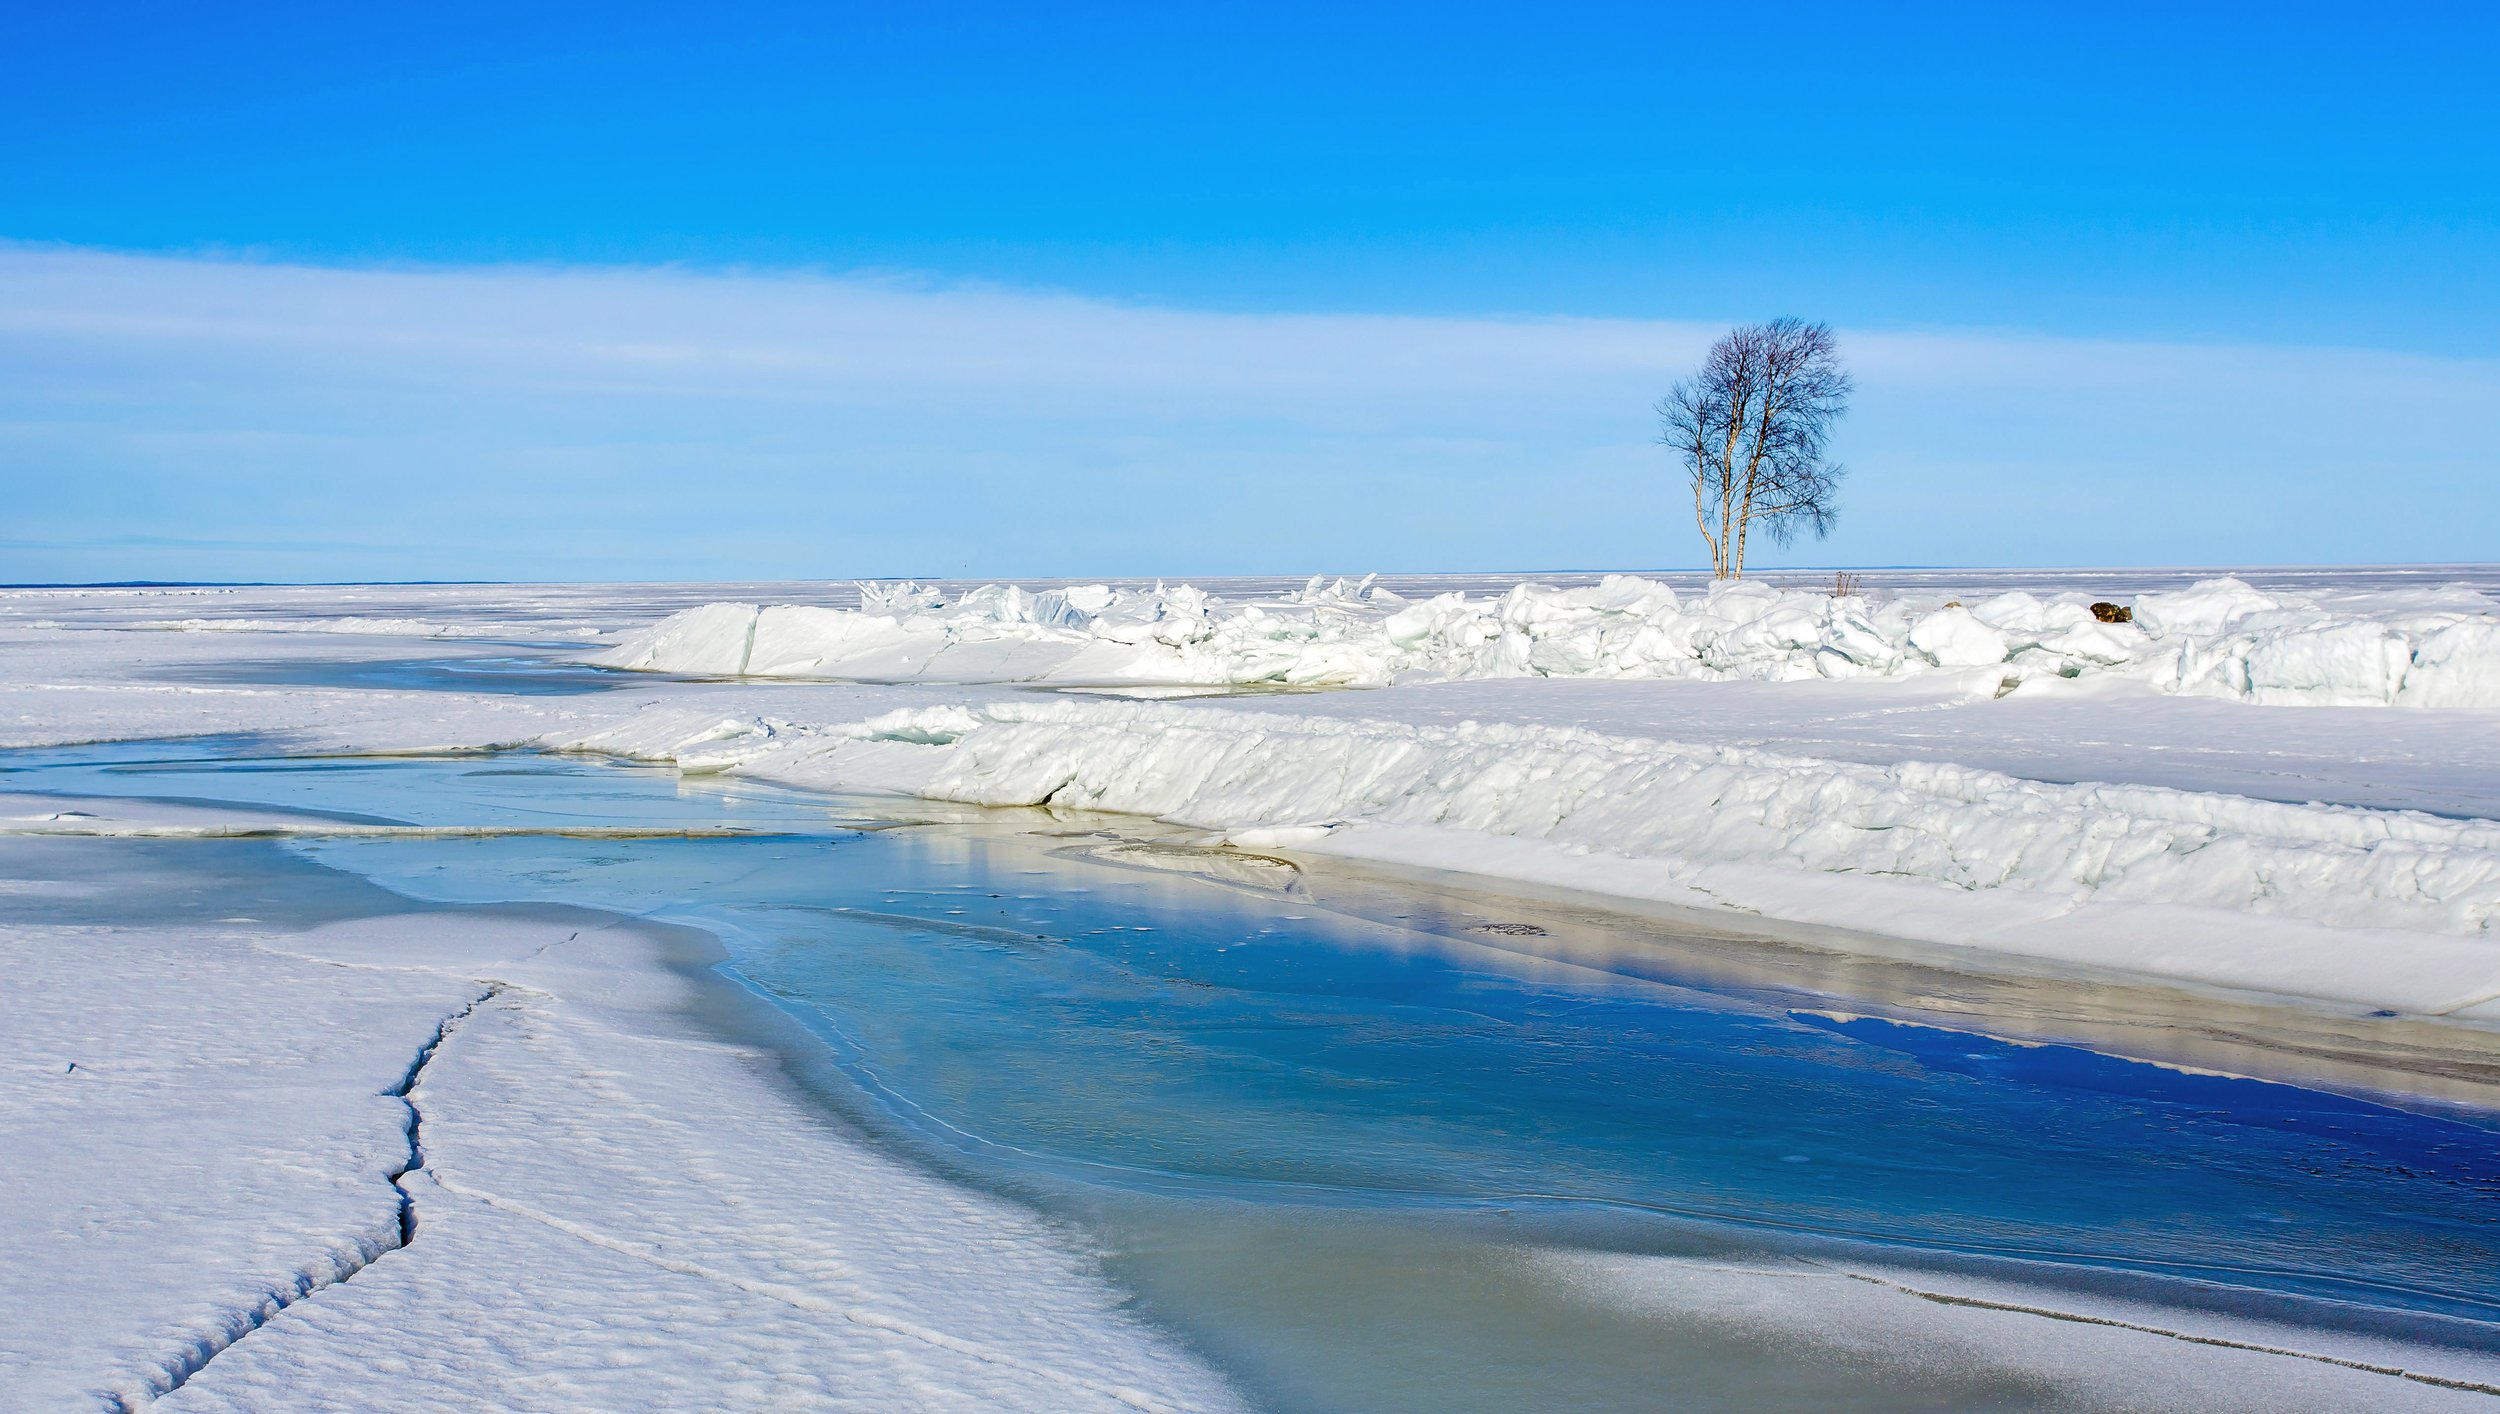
[597, 572, 2500, 707]
[0, 835, 1236, 1411]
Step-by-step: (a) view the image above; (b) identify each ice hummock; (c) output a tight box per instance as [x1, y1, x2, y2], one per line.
[595, 574, 2500, 708]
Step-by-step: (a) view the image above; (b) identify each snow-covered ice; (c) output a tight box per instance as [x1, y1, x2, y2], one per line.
[0, 835, 1238, 1410]
[597, 571, 2500, 707]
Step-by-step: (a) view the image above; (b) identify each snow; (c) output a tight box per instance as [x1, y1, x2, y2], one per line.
[0, 895, 486, 1407]
[0, 792, 338, 836]
[0, 839, 1238, 1410]
[594, 572, 2500, 708]
[1527, 1249, 2500, 1410]
[1904, 603, 2009, 668]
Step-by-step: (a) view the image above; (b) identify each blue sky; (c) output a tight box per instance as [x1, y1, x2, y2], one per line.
[3, 2, 2495, 581]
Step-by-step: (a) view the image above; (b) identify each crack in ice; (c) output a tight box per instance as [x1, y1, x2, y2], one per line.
[127, 984, 504, 1408]
[1839, 1271, 2500, 1397]
[385, 985, 503, 1247]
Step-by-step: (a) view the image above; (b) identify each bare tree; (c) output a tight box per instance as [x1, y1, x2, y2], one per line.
[1659, 319, 1851, 578]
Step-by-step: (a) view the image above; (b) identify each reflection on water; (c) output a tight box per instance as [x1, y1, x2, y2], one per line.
[8, 743, 2500, 1409]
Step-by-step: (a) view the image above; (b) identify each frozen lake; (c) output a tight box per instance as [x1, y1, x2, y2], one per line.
[9, 739, 2497, 1409]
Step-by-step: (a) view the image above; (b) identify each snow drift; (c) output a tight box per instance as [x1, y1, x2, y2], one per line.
[594, 574, 2500, 708]
[563, 697, 2500, 1014]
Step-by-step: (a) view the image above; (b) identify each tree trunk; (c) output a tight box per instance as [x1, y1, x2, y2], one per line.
[1730, 376, 1793, 578]
[1714, 393, 1747, 578]
[1693, 463, 1722, 576]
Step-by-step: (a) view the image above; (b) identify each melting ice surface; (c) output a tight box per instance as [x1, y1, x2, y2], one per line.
[9, 741, 2500, 1409]
[142, 652, 634, 696]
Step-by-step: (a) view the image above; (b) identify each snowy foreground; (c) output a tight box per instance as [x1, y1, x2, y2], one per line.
[5, 570, 2500, 1407]
[0, 846, 1237, 1409]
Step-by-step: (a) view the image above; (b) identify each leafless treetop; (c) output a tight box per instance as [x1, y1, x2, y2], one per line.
[1660, 319, 1852, 578]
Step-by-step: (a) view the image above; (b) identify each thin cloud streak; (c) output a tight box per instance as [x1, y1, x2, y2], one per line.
[1, 245, 2493, 583]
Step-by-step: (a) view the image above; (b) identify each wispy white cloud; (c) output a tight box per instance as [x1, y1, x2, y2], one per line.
[2, 244, 2494, 582]
[0, 247, 1715, 412]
